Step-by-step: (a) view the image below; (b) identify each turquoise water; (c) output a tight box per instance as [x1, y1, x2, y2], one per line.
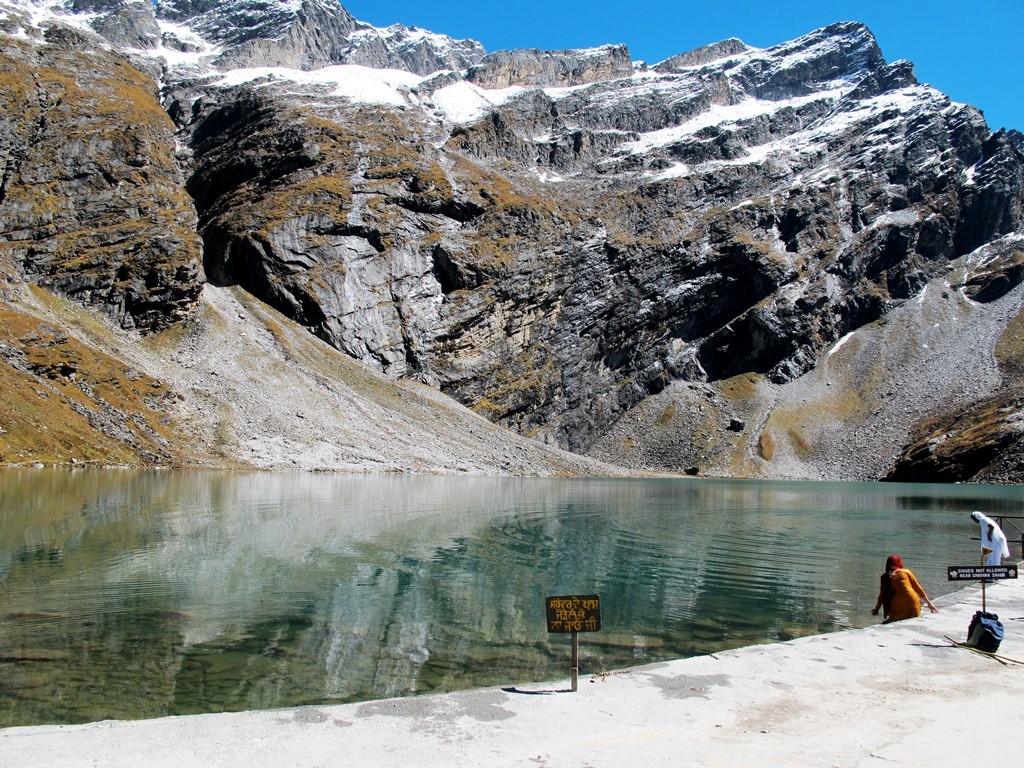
[0, 469, 1020, 727]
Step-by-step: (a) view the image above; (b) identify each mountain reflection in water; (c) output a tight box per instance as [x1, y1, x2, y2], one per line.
[1, 469, 1020, 727]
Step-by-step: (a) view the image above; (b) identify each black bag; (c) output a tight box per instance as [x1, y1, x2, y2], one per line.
[965, 610, 1004, 652]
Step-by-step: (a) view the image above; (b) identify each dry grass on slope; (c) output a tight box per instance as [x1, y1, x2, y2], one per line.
[0, 297, 189, 467]
[0, 283, 630, 476]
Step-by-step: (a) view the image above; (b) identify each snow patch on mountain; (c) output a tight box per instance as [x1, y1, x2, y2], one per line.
[424, 81, 526, 123]
[620, 86, 847, 155]
[349, 23, 469, 56]
[4, 0, 97, 40]
[205, 60, 530, 124]
[212, 63, 423, 107]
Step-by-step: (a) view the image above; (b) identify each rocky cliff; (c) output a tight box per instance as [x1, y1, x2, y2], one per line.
[2, 0, 1023, 482]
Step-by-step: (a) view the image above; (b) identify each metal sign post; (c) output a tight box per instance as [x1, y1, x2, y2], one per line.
[571, 631, 579, 692]
[545, 594, 601, 692]
[982, 548, 991, 611]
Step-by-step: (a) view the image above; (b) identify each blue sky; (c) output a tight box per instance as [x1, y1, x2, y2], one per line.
[342, 0, 1023, 132]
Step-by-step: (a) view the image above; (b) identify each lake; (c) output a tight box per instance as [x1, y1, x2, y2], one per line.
[1, 469, 1020, 727]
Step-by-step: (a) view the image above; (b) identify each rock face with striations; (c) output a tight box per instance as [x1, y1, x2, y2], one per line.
[465, 44, 634, 89]
[154, 0, 485, 73]
[0, 15, 201, 331]
[3, 0, 1024, 481]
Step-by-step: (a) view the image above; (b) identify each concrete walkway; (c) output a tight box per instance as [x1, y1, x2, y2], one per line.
[2, 574, 1022, 767]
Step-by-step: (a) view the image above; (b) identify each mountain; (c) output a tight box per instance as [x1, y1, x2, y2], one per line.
[2, 0, 1023, 481]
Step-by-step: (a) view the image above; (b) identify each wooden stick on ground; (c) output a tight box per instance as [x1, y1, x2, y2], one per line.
[943, 635, 1024, 666]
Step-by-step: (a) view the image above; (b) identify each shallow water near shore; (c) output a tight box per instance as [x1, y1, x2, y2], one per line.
[0, 469, 1021, 728]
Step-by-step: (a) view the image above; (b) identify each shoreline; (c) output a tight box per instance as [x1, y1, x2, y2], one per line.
[3, 573, 1022, 766]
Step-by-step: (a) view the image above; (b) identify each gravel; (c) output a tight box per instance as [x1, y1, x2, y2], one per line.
[117, 285, 634, 477]
[588, 263, 1024, 482]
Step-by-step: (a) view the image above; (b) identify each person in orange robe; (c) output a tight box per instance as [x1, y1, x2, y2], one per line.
[875, 554, 938, 623]
[870, 555, 897, 620]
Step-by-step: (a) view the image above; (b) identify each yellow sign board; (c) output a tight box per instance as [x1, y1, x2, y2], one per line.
[545, 594, 601, 633]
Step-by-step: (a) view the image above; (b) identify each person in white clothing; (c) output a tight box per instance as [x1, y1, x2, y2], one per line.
[971, 511, 1010, 565]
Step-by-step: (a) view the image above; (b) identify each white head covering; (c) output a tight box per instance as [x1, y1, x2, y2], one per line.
[972, 511, 1010, 559]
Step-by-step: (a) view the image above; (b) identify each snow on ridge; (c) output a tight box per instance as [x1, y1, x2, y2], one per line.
[426, 80, 525, 124]
[964, 162, 979, 186]
[656, 44, 765, 73]
[8, 0, 100, 39]
[964, 233, 1024, 268]
[141, 18, 219, 69]
[622, 86, 848, 156]
[630, 81, 944, 181]
[3, 3, 964, 146]
[206, 62, 526, 122]
[545, 70, 706, 107]
[572, 43, 627, 58]
[351, 23, 464, 51]
[651, 162, 692, 181]
[659, 23, 870, 78]
[845, 85, 936, 116]
[212, 63, 424, 107]
[759, 22, 877, 74]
